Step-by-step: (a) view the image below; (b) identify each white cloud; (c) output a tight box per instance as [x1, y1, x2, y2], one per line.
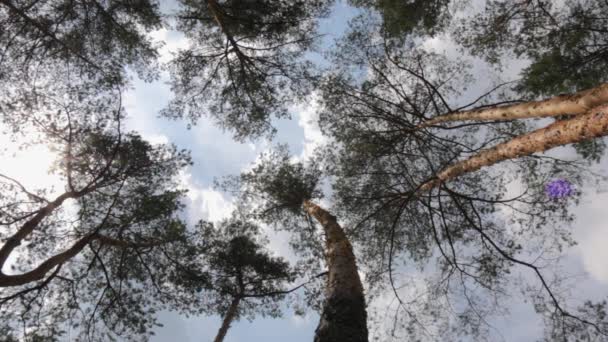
[148, 28, 190, 63]
[574, 191, 608, 284]
[290, 312, 315, 328]
[179, 170, 234, 223]
[295, 94, 327, 161]
[144, 133, 170, 146]
[0, 133, 63, 197]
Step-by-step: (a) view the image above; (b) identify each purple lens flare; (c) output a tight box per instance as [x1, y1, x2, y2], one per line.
[545, 179, 574, 199]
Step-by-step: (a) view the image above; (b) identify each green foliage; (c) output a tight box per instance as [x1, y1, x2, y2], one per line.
[535, 298, 608, 341]
[349, 0, 451, 38]
[217, 147, 328, 312]
[172, 218, 296, 321]
[0, 0, 162, 87]
[0, 109, 195, 340]
[163, 0, 333, 140]
[233, 146, 323, 214]
[458, 0, 608, 97]
[317, 16, 601, 338]
[2, 0, 608, 340]
[573, 139, 607, 164]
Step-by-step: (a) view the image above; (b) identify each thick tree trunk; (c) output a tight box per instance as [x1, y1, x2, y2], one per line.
[420, 104, 608, 191]
[213, 296, 241, 342]
[419, 83, 608, 127]
[303, 200, 368, 342]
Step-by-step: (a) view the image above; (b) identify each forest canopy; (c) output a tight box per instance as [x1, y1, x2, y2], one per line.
[1, 0, 608, 341]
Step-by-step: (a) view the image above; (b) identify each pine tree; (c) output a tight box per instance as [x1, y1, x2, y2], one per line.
[0, 96, 195, 339]
[171, 218, 296, 342]
[223, 147, 369, 342]
[163, 0, 333, 140]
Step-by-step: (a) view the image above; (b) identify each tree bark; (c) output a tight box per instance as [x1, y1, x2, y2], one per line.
[206, 0, 240, 52]
[0, 190, 79, 269]
[0, 233, 94, 287]
[419, 83, 608, 127]
[0, 234, 167, 287]
[206, 0, 250, 66]
[303, 200, 368, 342]
[0, 182, 103, 271]
[420, 104, 608, 191]
[214, 296, 241, 342]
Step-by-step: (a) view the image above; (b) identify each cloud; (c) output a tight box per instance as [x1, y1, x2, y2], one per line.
[295, 94, 327, 161]
[574, 190, 608, 284]
[148, 28, 190, 63]
[144, 133, 170, 146]
[179, 170, 234, 224]
[0, 132, 63, 197]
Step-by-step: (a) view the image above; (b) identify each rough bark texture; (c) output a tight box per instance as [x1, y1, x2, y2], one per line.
[420, 104, 608, 191]
[303, 200, 368, 342]
[420, 83, 608, 127]
[214, 296, 241, 342]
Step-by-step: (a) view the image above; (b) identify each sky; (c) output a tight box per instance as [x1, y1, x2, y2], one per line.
[127, 3, 355, 341]
[1, 1, 607, 341]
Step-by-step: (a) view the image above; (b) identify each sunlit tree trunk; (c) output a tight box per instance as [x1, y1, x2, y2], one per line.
[420, 104, 608, 191]
[214, 296, 241, 342]
[419, 83, 608, 127]
[303, 200, 368, 342]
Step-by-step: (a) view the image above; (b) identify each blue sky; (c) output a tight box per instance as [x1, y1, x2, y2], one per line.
[120, 3, 357, 341]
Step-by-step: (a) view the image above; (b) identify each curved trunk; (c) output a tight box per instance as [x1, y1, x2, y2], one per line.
[213, 296, 241, 342]
[0, 234, 168, 287]
[420, 104, 608, 191]
[419, 83, 608, 127]
[303, 200, 368, 342]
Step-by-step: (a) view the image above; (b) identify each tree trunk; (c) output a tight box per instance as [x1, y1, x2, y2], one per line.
[420, 104, 608, 191]
[214, 296, 241, 342]
[419, 83, 608, 127]
[0, 234, 167, 287]
[303, 200, 368, 342]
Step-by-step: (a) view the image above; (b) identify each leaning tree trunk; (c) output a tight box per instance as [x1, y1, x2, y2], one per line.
[419, 83, 608, 128]
[303, 200, 368, 342]
[420, 104, 608, 192]
[213, 296, 241, 342]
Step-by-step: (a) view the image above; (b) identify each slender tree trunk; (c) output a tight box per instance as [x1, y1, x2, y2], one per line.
[420, 104, 608, 191]
[206, 0, 241, 54]
[214, 296, 241, 342]
[419, 83, 608, 127]
[0, 191, 77, 269]
[303, 200, 368, 342]
[0, 234, 166, 287]
[206, 0, 250, 70]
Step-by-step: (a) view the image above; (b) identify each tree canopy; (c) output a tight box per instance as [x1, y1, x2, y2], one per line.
[163, 0, 333, 140]
[171, 217, 296, 342]
[2, 0, 608, 341]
